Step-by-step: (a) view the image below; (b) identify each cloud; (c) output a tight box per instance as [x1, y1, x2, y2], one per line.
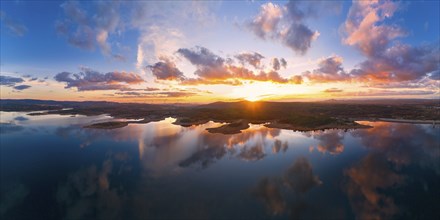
[289, 75, 303, 84]
[54, 67, 144, 91]
[272, 58, 280, 71]
[352, 43, 440, 82]
[13, 85, 31, 90]
[0, 11, 28, 37]
[246, 1, 320, 54]
[235, 52, 265, 69]
[56, 1, 124, 60]
[337, 1, 440, 84]
[148, 58, 184, 80]
[169, 46, 298, 85]
[271, 58, 287, 71]
[132, 1, 217, 71]
[0, 75, 31, 91]
[323, 88, 343, 93]
[0, 75, 24, 86]
[341, 1, 404, 57]
[115, 91, 197, 98]
[303, 55, 351, 82]
[247, 2, 283, 39]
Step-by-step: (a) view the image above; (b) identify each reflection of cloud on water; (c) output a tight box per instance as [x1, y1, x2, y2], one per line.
[252, 157, 322, 216]
[344, 153, 403, 220]
[343, 122, 440, 220]
[283, 157, 322, 193]
[238, 144, 266, 161]
[53, 120, 290, 175]
[0, 181, 29, 216]
[13, 116, 29, 121]
[272, 139, 288, 153]
[352, 122, 440, 171]
[56, 151, 132, 220]
[0, 123, 24, 134]
[179, 144, 227, 169]
[307, 130, 345, 155]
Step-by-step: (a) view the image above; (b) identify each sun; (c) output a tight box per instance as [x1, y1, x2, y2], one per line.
[229, 81, 280, 101]
[244, 95, 261, 102]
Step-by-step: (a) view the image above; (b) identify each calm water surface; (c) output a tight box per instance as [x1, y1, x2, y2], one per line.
[1, 112, 439, 220]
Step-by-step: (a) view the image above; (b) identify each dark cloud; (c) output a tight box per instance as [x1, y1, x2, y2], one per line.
[246, 1, 319, 54]
[304, 56, 351, 82]
[283, 157, 322, 193]
[235, 52, 265, 69]
[280, 58, 287, 68]
[271, 58, 287, 71]
[283, 23, 318, 55]
[54, 68, 144, 91]
[0, 11, 28, 37]
[174, 46, 298, 85]
[0, 75, 24, 86]
[13, 85, 31, 90]
[177, 46, 225, 68]
[272, 58, 280, 71]
[148, 58, 184, 80]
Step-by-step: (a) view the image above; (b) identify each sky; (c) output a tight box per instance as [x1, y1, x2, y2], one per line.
[0, 0, 439, 103]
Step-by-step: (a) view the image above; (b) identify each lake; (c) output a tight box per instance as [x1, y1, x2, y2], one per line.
[1, 112, 439, 220]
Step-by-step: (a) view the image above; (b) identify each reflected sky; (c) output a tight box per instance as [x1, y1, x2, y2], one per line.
[1, 112, 439, 219]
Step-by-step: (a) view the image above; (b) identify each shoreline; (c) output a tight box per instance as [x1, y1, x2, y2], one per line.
[373, 118, 440, 124]
[80, 116, 440, 131]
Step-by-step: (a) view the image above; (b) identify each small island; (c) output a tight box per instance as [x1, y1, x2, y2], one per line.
[1, 99, 439, 133]
[206, 120, 250, 134]
[84, 121, 128, 129]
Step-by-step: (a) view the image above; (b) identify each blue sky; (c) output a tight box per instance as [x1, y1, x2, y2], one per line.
[0, 0, 439, 102]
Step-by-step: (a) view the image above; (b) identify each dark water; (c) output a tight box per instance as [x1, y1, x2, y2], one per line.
[1, 112, 439, 220]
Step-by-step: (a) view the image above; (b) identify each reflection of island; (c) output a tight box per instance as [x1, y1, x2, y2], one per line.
[3, 99, 438, 133]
